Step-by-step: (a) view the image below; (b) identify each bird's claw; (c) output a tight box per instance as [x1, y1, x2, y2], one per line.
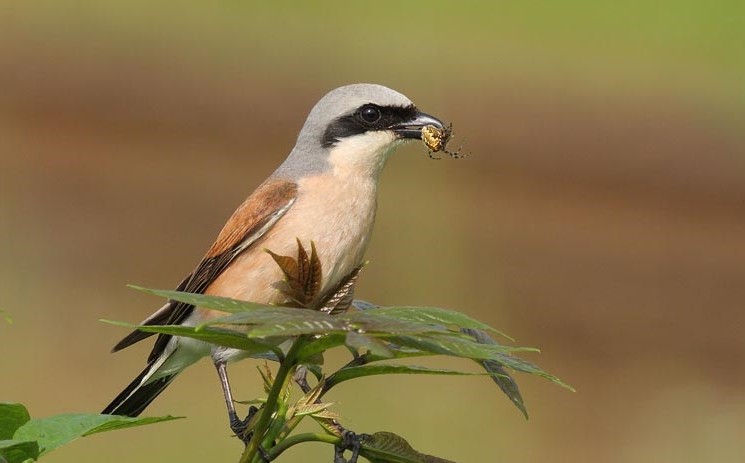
[230, 405, 258, 446]
[334, 430, 368, 463]
[293, 365, 312, 393]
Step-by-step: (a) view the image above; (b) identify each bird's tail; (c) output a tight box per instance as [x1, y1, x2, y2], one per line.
[102, 358, 179, 417]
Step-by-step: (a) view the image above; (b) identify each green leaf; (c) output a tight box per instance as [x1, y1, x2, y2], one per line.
[0, 439, 39, 463]
[247, 317, 350, 338]
[307, 408, 341, 421]
[391, 334, 536, 362]
[304, 363, 324, 381]
[299, 334, 432, 364]
[345, 332, 393, 358]
[100, 320, 281, 358]
[0, 309, 12, 325]
[200, 304, 451, 339]
[360, 431, 455, 463]
[327, 364, 483, 389]
[78, 415, 182, 436]
[297, 333, 348, 361]
[491, 353, 575, 392]
[293, 402, 335, 418]
[347, 312, 449, 336]
[461, 328, 528, 418]
[294, 378, 325, 408]
[0, 404, 30, 439]
[202, 307, 347, 331]
[257, 363, 275, 394]
[245, 311, 447, 339]
[13, 414, 181, 456]
[482, 359, 527, 418]
[127, 285, 277, 314]
[366, 307, 511, 339]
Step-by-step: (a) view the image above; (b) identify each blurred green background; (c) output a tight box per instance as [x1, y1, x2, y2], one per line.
[2, 1, 744, 462]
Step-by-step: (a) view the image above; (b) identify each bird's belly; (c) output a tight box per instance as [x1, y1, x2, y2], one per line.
[198, 173, 378, 319]
[195, 175, 377, 363]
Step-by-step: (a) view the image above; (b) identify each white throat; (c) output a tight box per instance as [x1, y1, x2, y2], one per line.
[327, 131, 403, 180]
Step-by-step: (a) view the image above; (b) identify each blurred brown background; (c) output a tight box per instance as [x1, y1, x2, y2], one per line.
[2, 2, 744, 462]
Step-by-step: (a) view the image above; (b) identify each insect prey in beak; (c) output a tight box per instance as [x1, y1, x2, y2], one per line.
[421, 123, 467, 160]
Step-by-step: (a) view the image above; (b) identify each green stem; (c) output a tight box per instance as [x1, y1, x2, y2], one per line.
[262, 392, 290, 450]
[240, 337, 306, 463]
[324, 353, 370, 393]
[266, 433, 341, 461]
[277, 352, 370, 441]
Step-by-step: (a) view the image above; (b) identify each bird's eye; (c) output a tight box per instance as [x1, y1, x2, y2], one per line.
[359, 105, 381, 123]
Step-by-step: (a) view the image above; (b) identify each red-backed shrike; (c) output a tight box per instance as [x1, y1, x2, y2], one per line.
[103, 84, 445, 431]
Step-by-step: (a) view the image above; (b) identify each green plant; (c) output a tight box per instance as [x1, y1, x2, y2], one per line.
[0, 402, 178, 463]
[106, 241, 572, 462]
[1, 241, 571, 463]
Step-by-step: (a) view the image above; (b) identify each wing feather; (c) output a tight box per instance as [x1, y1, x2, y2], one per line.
[111, 178, 298, 362]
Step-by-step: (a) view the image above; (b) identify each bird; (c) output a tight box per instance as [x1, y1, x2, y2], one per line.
[102, 83, 446, 431]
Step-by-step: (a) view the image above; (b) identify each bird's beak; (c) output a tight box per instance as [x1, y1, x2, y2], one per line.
[392, 112, 445, 140]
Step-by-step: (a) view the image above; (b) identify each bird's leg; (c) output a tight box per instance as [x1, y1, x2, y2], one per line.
[215, 362, 257, 445]
[333, 430, 368, 463]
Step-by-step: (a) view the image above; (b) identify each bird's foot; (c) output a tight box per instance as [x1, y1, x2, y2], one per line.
[293, 365, 312, 393]
[334, 430, 368, 463]
[229, 405, 258, 446]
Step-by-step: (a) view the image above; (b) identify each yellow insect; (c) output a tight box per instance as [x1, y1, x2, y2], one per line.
[421, 123, 466, 160]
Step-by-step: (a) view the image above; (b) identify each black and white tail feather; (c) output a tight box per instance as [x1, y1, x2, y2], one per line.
[102, 186, 297, 416]
[102, 362, 178, 416]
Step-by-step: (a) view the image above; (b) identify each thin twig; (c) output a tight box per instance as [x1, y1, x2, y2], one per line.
[267, 432, 341, 461]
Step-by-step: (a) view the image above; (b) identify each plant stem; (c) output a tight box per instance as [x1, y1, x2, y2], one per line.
[266, 433, 341, 461]
[240, 337, 306, 463]
[277, 352, 370, 441]
[323, 353, 369, 393]
[261, 390, 290, 450]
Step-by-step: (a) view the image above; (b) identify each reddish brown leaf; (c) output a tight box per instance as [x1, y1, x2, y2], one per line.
[307, 241, 323, 302]
[266, 250, 298, 283]
[266, 239, 325, 307]
[295, 238, 310, 301]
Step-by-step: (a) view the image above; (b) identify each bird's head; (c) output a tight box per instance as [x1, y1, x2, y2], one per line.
[275, 83, 445, 179]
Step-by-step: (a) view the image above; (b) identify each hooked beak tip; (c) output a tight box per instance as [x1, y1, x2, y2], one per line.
[393, 111, 445, 140]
